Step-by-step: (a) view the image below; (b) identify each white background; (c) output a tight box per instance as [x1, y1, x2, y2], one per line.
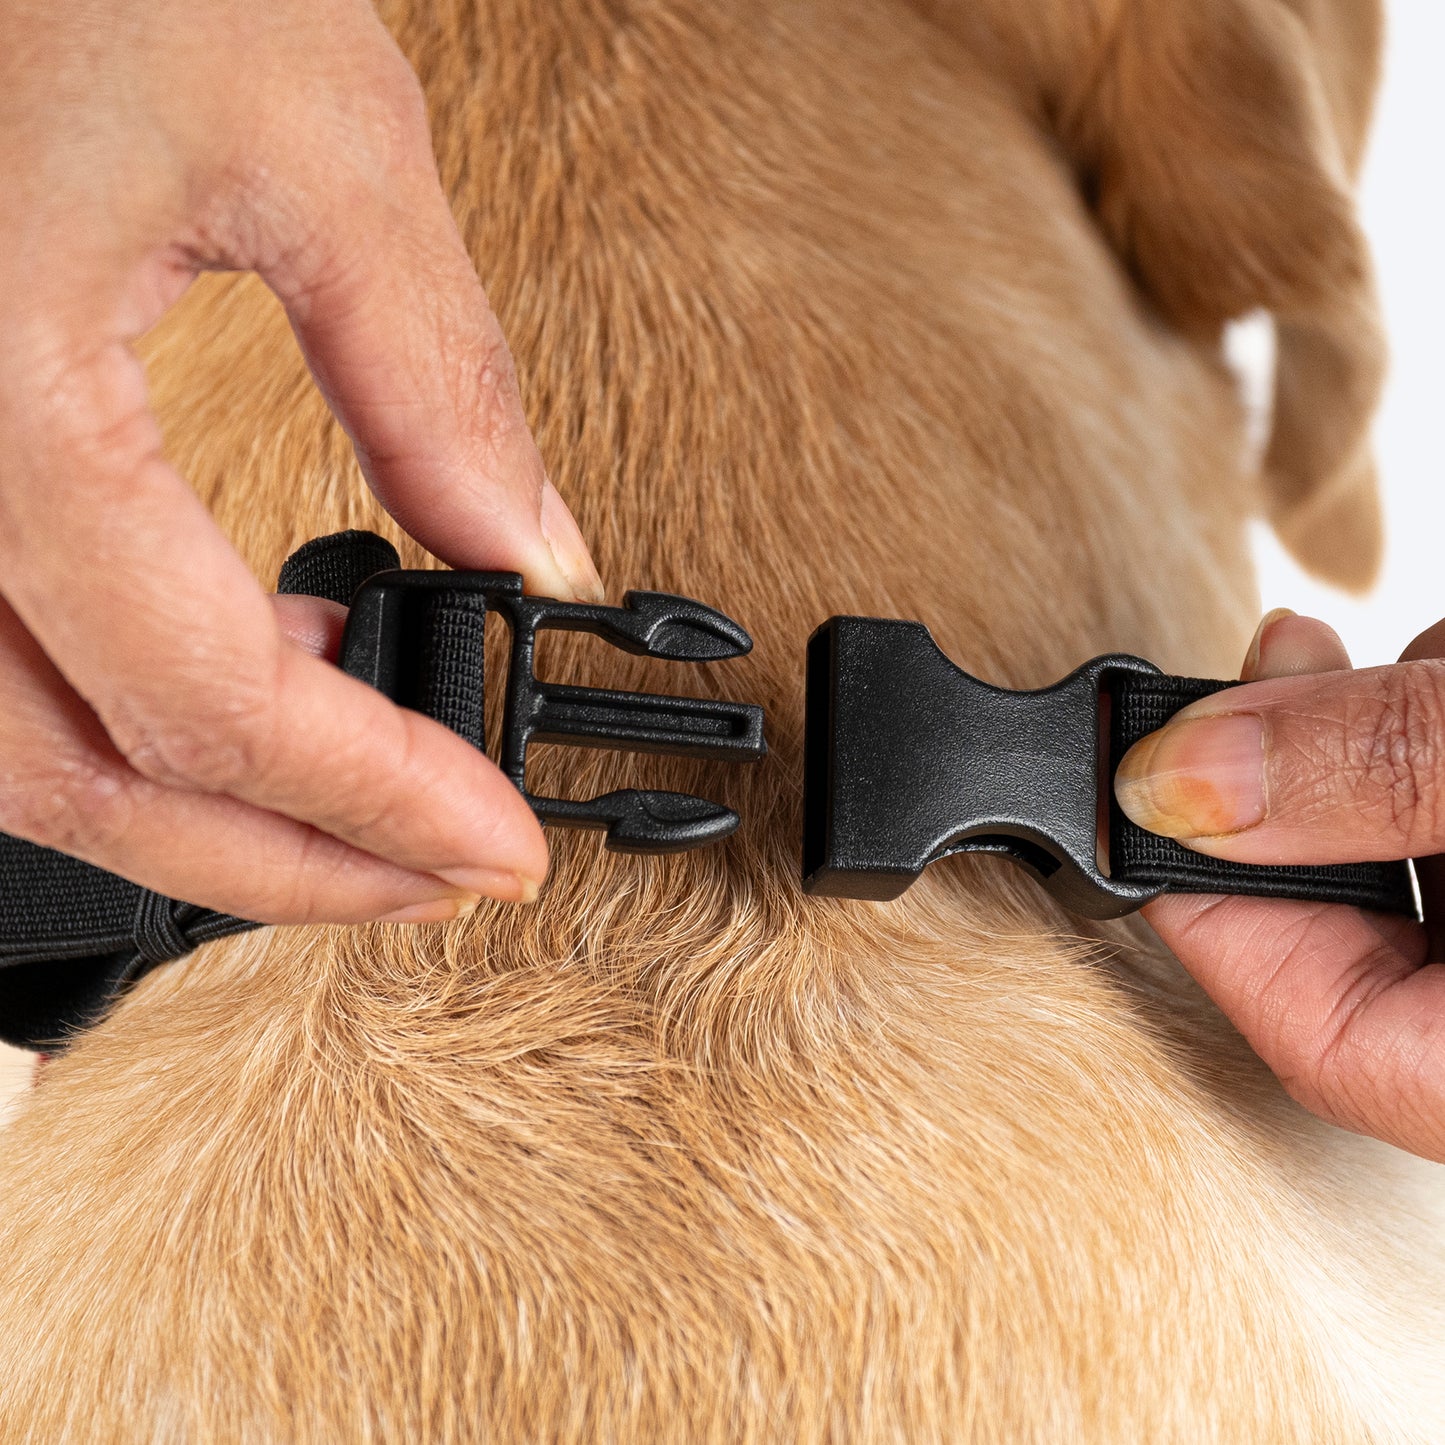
[1249, 0, 1445, 664]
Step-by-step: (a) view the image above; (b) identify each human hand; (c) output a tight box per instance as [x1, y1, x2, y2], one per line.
[0, 0, 602, 925]
[1115, 610, 1445, 1161]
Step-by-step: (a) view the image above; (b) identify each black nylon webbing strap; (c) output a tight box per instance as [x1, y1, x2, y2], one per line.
[277, 529, 402, 606]
[0, 568, 1417, 1049]
[1108, 673, 1417, 915]
[0, 533, 406, 1051]
[0, 530, 768, 1051]
[0, 834, 261, 1049]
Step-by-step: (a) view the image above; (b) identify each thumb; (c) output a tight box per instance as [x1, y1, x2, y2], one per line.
[254, 69, 601, 600]
[1115, 635, 1445, 866]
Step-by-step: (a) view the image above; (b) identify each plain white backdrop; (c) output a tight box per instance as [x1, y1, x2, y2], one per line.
[1249, 0, 1445, 665]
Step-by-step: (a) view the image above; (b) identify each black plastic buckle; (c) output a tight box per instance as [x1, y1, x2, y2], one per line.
[802, 617, 1163, 917]
[340, 570, 767, 852]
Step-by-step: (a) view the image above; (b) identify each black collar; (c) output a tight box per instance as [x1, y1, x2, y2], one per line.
[0, 531, 1414, 1050]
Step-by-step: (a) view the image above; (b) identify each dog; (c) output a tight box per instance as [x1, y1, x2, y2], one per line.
[2, 0, 1441, 1437]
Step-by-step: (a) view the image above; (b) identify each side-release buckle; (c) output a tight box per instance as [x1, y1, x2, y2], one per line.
[339, 566, 767, 853]
[802, 616, 1162, 917]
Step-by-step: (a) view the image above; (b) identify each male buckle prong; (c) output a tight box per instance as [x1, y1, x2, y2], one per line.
[341, 568, 767, 854]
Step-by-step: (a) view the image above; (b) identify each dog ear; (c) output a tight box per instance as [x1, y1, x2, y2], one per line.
[941, 0, 1387, 589]
[1068, 0, 1387, 590]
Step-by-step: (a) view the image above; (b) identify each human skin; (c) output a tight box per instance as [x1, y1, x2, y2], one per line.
[1117, 611, 1445, 1162]
[0, 0, 603, 926]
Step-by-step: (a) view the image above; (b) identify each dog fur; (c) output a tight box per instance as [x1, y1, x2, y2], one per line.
[2, 0, 1442, 1438]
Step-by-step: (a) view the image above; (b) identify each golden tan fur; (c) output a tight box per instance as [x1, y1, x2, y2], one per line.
[2, 0, 1442, 1438]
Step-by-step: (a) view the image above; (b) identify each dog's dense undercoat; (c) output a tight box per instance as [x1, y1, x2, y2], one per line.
[1, 0, 1442, 1438]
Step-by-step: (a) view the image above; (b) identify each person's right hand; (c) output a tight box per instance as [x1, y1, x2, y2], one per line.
[1116, 611, 1445, 1162]
[0, 0, 603, 925]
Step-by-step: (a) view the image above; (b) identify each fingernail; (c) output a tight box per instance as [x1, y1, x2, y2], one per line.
[1115, 713, 1267, 839]
[539, 482, 605, 602]
[377, 894, 482, 925]
[1242, 608, 1296, 681]
[434, 866, 541, 904]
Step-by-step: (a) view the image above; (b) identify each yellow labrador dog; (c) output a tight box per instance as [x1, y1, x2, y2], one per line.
[3, 0, 1442, 1438]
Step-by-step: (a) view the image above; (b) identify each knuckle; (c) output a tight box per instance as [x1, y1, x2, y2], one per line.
[9, 342, 160, 484]
[251, 826, 342, 924]
[1288, 952, 1397, 1133]
[234, 51, 435, 256]
[454, 331, 526, 458]
[106, 676, 281, 796]
[1298, 1007, 1368, 1126]
[317, 704, 418, 843]
[1347, 664, 1445, 843]
[339, 52, 436, 191]
[252, 60, 440, 302]
[0, 752, 136, 860]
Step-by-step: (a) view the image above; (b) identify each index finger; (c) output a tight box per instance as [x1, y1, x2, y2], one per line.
[0, 333, 548, 906]
[247, 33, 604, 601]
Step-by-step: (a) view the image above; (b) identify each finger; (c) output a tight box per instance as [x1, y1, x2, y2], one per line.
[1144, 614, 1444, 1162]
[0, 15, 557, 916]
[0, 340, 548, 904]
[1241, 608, 1351, 681]
[251, 54, 603, 602]
[1400, 620, 1445, 664]
[270, 594, 348, 664]
[1143, 892, 1445, 1160]
[1115, 636, 1445, 866]
[0, 596, 507, 923]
